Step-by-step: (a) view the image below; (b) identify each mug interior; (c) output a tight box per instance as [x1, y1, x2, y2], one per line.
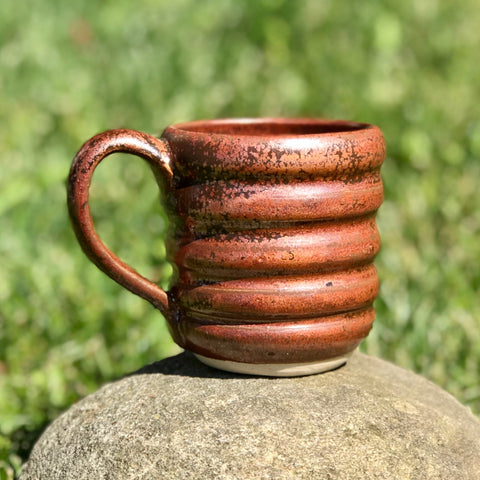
[170, 118, 369, 137]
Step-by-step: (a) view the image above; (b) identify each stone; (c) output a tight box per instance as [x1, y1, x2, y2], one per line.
[21, 352, 480, 479]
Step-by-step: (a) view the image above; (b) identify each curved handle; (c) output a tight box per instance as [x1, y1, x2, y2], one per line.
[67, 129, 174, 316]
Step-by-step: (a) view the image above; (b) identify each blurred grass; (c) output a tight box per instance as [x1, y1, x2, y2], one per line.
[1, 0, 480, 475]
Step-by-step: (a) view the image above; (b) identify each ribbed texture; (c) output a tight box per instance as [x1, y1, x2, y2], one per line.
[68, 119, 385, 368]
[161, 119, 386, 364]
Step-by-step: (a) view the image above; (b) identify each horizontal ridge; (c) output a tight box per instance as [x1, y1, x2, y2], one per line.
[175, 215, 380, 283]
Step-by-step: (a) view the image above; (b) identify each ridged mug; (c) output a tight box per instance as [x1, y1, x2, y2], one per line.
[68, 118, 385, 376]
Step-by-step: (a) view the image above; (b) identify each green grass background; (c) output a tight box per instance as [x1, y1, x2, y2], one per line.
[1, 0, 480, 476]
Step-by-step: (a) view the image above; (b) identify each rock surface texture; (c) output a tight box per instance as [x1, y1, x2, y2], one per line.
[22, 352, 480, 479]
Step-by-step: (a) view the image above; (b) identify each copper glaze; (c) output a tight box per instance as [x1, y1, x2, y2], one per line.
[68, 118, 385, 369]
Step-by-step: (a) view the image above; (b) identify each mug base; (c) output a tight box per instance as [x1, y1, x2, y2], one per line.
[193, 352, 353, 377]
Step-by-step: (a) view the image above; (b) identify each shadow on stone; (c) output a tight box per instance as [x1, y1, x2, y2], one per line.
[130, 351, 347, 380]
[130, 351, 246, 379]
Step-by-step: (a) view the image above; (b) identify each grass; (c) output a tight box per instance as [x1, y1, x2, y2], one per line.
[1, 0, 480, 476]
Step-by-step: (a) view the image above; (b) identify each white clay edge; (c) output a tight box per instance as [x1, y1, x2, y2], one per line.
[194, 352, 353, 377]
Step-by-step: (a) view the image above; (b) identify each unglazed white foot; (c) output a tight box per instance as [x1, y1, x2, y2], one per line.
[194, 352, 353, 377]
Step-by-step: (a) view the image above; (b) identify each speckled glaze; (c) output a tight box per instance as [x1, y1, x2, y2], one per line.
[68, 118, 385, 376]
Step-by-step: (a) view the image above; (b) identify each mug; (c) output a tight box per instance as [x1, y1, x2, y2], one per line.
[68, 118, 385, 376]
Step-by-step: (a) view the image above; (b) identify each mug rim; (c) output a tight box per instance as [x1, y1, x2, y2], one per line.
[165, 117, 377, 139]
[161, 117, 385, 184]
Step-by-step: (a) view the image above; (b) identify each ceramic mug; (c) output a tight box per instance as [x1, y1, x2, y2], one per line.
[68, 118, 385, 376]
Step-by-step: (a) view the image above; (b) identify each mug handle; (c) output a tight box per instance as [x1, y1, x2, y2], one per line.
[67, 129, 174, 317]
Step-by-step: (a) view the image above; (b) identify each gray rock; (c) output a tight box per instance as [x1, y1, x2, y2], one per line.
[21, 352, 480, 479]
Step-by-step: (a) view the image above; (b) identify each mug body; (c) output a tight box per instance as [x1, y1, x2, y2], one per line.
[161, 118, 385, 375]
